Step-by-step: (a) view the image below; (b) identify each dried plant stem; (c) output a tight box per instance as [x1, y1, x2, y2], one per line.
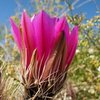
[0, 71, 5, 100]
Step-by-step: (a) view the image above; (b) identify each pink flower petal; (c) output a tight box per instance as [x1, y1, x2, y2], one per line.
[32, 10, 56, 60]
[10, 18, 22, 51]
[55, 17, 66, 41]
[66, 26, 78, 68]
[64, 20, 70, 44]
[21, 11, 36, 68]
[54, 17, 70, 48]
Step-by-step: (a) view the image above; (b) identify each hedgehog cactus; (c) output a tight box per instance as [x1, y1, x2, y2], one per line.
[10, 10, 78, 100]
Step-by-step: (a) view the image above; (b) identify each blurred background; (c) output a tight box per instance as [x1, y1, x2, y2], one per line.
[0, 0, 100, 99]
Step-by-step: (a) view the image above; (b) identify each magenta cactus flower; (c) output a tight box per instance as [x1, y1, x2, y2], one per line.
[10, 10, 78, 99]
